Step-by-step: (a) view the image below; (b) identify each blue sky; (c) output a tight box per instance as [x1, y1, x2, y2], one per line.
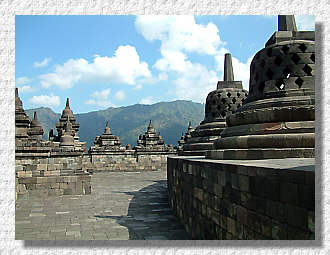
[16, 15, 315, 113]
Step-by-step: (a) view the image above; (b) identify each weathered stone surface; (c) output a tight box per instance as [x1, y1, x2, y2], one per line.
[167, 156, 315, 240]
[182, 53, 248, 156]
[207, 15, 315, 160]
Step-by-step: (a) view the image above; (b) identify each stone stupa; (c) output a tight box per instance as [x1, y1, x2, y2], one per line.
[182, 53, 248, 155]
[207, 15, 315, 160]
[15, 88, 31, 140]
[92, 121, 125, 151]
[27, 112, 44, 140]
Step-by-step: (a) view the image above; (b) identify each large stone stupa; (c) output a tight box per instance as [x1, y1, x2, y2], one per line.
[207, 15, 315, 160]
[182, 53, 248, 155]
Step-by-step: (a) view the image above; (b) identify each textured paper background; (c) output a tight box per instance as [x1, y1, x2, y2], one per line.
[1, 0, 328, 254]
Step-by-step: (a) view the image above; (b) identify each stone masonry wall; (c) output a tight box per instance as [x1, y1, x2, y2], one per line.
[167, 157, 315, 240]
[16, 153, 91, 198]
[90, 152, 176, 171]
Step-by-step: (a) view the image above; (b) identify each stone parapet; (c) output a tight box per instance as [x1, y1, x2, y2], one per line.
[90, 150, 177, 172]
[167, 156, 315, 240]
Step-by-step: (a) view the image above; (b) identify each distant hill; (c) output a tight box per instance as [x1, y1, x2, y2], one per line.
[26, 100, 205, 149]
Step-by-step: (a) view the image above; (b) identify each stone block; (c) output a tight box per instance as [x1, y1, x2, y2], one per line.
[308, 211, 315, 233]
[298, 184, 314, 210]
[231, 173, 239, 190]
[238, 175, 249, 192]
[266, 200, 287, 223]
[36, 164, 47, 171]
[227, 217, 236, 236]
[287, 204, 308, 230]
[286, 225, 310, 240]
[280, 182, 299, 205]
[271, 220, 288, 240]
[236, 205, 248, 225]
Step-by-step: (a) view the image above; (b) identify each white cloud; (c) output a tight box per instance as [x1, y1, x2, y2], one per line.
[39, 45, 151, 89]
[173, 62, 219, 103]
[90, 88, 111, 100]
[16, 76, 31, 85]
[85, 88, 114, 108]
[33, 57, 52, 68]
[135, 16, 232, 103]
[296, 15, 315, 31]
[115, 90, 125, 100]
[17, 85, 36, 93]
[214, 53, 253, 91]
[140, 97, 154, 105]
[29, 94, 60, 107]
[135, 16, 224, 55]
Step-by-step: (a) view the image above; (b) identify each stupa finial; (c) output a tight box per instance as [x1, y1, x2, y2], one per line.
[66, 98, 70, 108]
[223, 53, 234, 81]
[278, 15, 297, 31]
[104, 120, 112, 134]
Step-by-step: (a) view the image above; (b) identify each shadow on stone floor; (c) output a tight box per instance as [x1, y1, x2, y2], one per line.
[94, 180, 191, 240]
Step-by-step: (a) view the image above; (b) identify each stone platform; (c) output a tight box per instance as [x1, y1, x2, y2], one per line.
[167, 156, 315, 240]
[16, 171, 190, 240]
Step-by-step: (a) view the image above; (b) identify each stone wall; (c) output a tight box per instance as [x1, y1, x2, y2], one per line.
[167, 156, 315, 240]
[90, 151, 176, 172]
[16, 150, 92, 199]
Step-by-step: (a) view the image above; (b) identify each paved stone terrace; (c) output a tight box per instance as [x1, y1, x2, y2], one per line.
[16, 171, 190, 240]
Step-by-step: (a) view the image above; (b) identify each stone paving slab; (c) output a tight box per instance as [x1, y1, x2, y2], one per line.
[16, 171, 190, 240]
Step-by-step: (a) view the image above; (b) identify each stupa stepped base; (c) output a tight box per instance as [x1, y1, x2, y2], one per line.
[182, 121, 226, 156]
[206, 148, 314, 160]
[191, 121, 226, 137]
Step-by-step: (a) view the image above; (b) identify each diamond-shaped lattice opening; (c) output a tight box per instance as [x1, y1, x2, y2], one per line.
[282, 45, 290, 54]
[237, 104, 241, 108]
[274, 56, 282, 66]
[232, 97, 237, 104]
[283, 66, 291, 77]
[266, 48, 272, 57]
[310, 53, 315, 63]
[291, 53, 301, 65]
[227, 92, 231, 97]
[295, 77, 304, 88]
[221, 111, 226, 118]
[266, 68, 274, 79]
[303, 64, 313, 76]
[275, 79, 285, 90]
[217, 105, 221, 110]
[260, 59, 266, 67]
[245, 93, 248, 97]
[299, 43, 307, 53]
[217, 93, 221, 98]
[237, 92, 241, 97]
[258, 81, 265, 93]
[221, 98, 226, 104]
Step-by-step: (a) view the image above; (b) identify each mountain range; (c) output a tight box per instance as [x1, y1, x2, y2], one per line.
[26, 100, 205, 149]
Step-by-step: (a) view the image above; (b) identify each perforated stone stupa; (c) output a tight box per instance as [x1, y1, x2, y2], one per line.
[182, 53, 248, 155]
[207, 15, 315, 160]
